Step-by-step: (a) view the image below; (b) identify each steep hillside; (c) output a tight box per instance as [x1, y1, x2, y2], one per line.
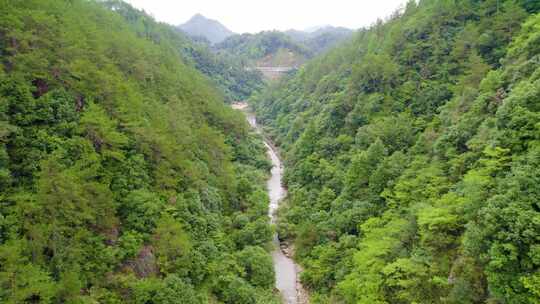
[253, 0, 540, 303]
[286, 26, 353, 54]
[105, 2, 263, 102]
[0, 1, 277, 303]
[179, 14, 235, 44]
[217, 31, 312, 67]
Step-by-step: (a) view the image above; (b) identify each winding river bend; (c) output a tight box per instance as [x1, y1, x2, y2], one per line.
[234, 102, 305, 304]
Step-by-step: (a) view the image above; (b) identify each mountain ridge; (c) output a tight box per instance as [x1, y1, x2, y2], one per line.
[251, 0, 540, 302]
[178, 13, 235, 44]
[285, 26, 353, 54]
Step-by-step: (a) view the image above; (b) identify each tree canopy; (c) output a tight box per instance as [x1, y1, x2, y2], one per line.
[0, 0, 277, 302]
[252, 1, 540, 303]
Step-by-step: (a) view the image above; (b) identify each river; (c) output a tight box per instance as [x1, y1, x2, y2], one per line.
[235, 103, 305, 304]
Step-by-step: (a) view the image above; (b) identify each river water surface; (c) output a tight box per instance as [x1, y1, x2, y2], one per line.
[242, 107, 301, 304]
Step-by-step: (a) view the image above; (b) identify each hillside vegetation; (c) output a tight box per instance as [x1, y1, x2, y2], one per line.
[0, 0, 277, 303]
[106, 2, 263, 102]
[217, 31, 312, 67]
[252, 0, 540, 303]
[286, 26, 353, 55]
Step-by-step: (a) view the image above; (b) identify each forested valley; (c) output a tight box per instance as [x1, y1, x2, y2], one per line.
[252, 0, 540, 303]
[0, 1, 277, 303]
[1, 0, 540, 304]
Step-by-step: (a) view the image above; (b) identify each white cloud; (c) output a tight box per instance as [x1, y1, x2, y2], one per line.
[124, 0, 409, 33]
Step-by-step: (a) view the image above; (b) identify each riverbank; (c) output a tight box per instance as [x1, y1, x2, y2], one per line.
[232, 101, 308, 304]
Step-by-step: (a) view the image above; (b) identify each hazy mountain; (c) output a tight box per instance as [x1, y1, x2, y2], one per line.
[178, 13, 234, 44]
[284, 29, 310, 41]
[285, 26, 353, 54]
[216, 31, 312, 67]
[303, 24, 332, 32]
[309, 25, 352, 37]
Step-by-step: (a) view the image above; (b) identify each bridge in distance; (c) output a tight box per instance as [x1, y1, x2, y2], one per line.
[247, 66, 297, 80]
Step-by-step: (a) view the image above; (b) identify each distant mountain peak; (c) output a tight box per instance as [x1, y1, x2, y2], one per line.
[178, 14, 234, 44]
[190, 13, 206, 20]
[304, 25, 332, 32]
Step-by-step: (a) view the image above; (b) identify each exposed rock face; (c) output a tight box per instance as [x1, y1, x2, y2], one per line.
[124, 245, 158, 278]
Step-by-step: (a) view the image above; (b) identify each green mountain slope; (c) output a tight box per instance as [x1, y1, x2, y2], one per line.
[252, 0, 540, 303]
[286, 26, 353, 55]
[179, 14, 235, 44]
[0, 0, 277, 303]
[217, 31, 312, 67]
[103, 1, 263, 102]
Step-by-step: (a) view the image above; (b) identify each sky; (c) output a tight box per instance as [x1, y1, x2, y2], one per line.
[124, 0, 410, 33]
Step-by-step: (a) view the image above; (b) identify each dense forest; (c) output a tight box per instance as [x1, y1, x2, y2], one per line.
[0, 0, 278, 303]
[285, 27, 353, 55]
[104, 1, 264, 102]
[216, 31, 312, 67]
[2, 0, 540, 303]
[252, 0, 540, 303]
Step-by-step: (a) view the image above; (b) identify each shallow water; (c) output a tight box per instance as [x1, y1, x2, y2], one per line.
[246, 112, 298, 304]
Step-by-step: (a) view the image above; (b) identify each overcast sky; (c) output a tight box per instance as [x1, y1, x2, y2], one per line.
[124, 0, 409, 33]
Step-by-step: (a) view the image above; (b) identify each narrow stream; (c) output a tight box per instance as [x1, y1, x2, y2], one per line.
[243, 108, 301, 304]
[265, 139, 297, 304]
